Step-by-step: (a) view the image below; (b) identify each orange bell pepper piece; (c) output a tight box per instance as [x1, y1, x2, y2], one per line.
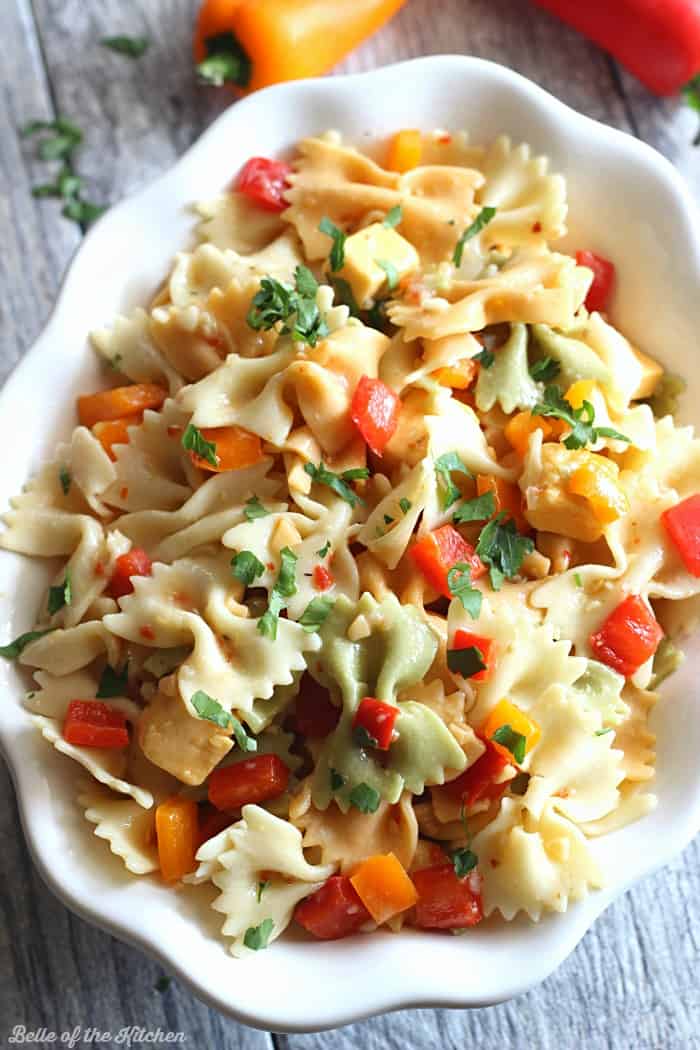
[481, 699, 541, 766]
[567, 451, 628, 525]
[350, 852, 418, 924]
[77, 384, 167, 428]
[193, 0, 408, 94]
[155, 798, 200, 882]
[92, 416, 139, 460]
[432, 358, 478, 390]
[564, 379, 596, 409]
[188, 425, 263, 472]
[504, 410, 564, 459]
[476, 474, 530, 533]
[385, 128, 422, 173]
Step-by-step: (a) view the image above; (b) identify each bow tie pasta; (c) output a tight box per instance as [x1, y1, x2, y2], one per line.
[2, 125, 696, 954]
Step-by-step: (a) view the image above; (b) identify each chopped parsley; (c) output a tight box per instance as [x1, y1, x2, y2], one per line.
[196, 31, 252, 88]
[531, 385, 630, 450]
[446, 564, 482, 619]
[452, 847, 478, 879]
[181, 423, 217, 467]
[453, 206, 497, 266]
[190, 690, 257, 752]
[376, 259, 398, 290]
[529, 356, 561, 382]
[399, 498, 412, 515]
[682, 75, 700, 147]
[303, 461, 368, 508]
[0, 628, 54, 661]
[574, 572, 583, 588]
[21, 117, 104, 228]
[48, 571, 72, 615]
[230, 550, 265, 587]
[59, 466, 71, 495]
[316, 540, 331, 558]
[318, 217, 346, 272]
[491, 724, 526, 764]
[244, 496, 269, 521]
[256, 880, 270, 903]
[258, 547, 297, 640]
[298, 596, 334, 633]
[383, 205, 403, 228]
[348, 782, 381, 814]
[453, 490, 496, 524]
[327, 275, 361, 318]
[247, 267, 328, 346]
[96, 662, 129, 699]
[101, 35, 150, 58]
[330, 768, 346, 792]
[475, 512, 534, 590]
[244, 918, 274, 951]
[154, 976, 172, 993]
[434, 451, 471, 510]
[352, 724, 379, 750]
[595, 728, 614, 737]
[447, 645, 487, 679]
[473, 347, 495, 369]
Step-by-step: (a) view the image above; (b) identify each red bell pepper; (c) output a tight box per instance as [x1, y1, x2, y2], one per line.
[412, 863, 483, 930]
[352, 697, 399, 750]
[450, 629, 495, 682]
[197, 804, 235, 845]
[208, 754, 289, 811]
[108, 547, 152, 600]
[63, 700, 129, 749]
[662, 493, 700, 576]
[294, 875, 371, 940]
[235, 157, 292, 211]
[410, 524, 486, 598]
[295, 676, 341, 738]
[589, 594, 664, 677]
[350, 375, 401, 456]
[531, 0, 700, 96]
[444, 740, 515, 807]
[576, 250, 615, 313]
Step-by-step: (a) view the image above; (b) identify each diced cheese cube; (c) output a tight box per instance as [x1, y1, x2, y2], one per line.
[629, 345, 664, 400]
[339, 223, 419, 307]
[523, 443, 607, 543]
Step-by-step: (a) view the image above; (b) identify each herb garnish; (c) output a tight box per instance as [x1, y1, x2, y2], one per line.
[353, 724, 379, 750]
[452, 846, 478, 879]
[475, 512, 534, 590]
[491, 724, 526, 764]
[447, 645, 487, 678]
[529, 356, 561, 382]
[298, 596, 334, 633]
[196, 31, 252, 88]
[316, 540, 331, 558]
[531, 385, 630, 450]
[453, 206, 497, 266]
[244, 918, 274, 951]
[376, 259, 398, 290]
[434, 451, 471, 510]
[0, 629, 54, 661]
[101, 35, 150, 58]
[244, 496, 270, 521]
[682, 75, 700, 147]
[399, 498, 412, 514]
[96, 663, 129, 699]
[257, 880, 270, 902]
[330, 768, 346, 792]
[453, 491, 496, 524]
[348, 782, 381, 814]
[190, 690, 257, 752]
[48, 571, 72, 615]
[303, 462, 368, 508]
[59, 466, 72, 495]
[318, 217, 346, 272]
[22, 118, 104, 228]
[154, 976, 172, 993]
[181, 423, 217, 467]
[247, 267, 328, 346]
[230, 550, 265, 587]
[473, 347, 495, 369]
[446, 564, 482, 619]
[383, 205, 403, 228]
[258, 547, 298, 640]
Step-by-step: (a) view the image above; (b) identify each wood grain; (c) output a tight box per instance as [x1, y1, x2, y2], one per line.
[1, 1, 699, 1047]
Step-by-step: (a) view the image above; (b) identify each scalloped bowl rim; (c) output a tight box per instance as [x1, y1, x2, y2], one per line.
[2, 55, 700, 1032]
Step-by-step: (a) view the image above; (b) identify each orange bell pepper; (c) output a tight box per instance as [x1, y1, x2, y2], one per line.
[385, 129, 423, 173]
[155, 798, 200, 882]
[432, 358, 478, 390]
[194, 0, 408, 94]
[504, 410, 564, 459]
[349, 853, 418, 924]
[93, 416, 138, 460]
[410, 524, 486, 598]
[564, 379, 596, 409]
[567, 451, 628, 525]
[476, 474, 529, 533]
[188, 425, 263, 472]
[481, 699, 541, 766]
[77, 384, 167, 428]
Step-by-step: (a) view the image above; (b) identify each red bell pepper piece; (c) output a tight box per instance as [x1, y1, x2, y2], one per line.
[450, 629, 495, 682]
[294, 875, 371, 940]
[235, 157, 292, 211]
[531, 0, 700, 96]
[108, 547, 152, 600]
[313, 564, 334, 591]
[410, 524, 486, 598]
[63, 700, 129, 749]
[295, 675, 341, 738]
[444, 740, 515, 807]
[352, 697, 399, 750]
[412, 863, 483, 930]
[576, 250, 615, 313]
[662, 494, 700, 576]
[197, 804, 235, 846]
[350, 375, 401, 456]
[208, 754, 289, 811]
[589, 594, 664, 677]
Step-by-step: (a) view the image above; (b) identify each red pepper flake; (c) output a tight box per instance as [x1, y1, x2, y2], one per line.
[119, 486, 129, 500]
[94, 560, 104, 577]
[167, 425, 182, 438]
[139, 625, 156, 641]
[532, 221, 542, 233]
[205, 332, 225, 349]
[313, 565, 333, 591]
[437, 133, 452, 144]
[266, 561, 275, 572]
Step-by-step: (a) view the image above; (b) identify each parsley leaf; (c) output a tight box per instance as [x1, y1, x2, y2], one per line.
[529, 356, 561, 382]
[0, 629, 54, 661]
[399, 498, 412, 514]
[22, 117, 104, 228]
[181, 423, 217, 467]
[247, 268, 327, 346]
[258, 547, 297, 640]
[330, 768, 346, 792]
[230, 550, 265, 587]
[376, 259, 398, 290]
[316, 540, 331, 558]
[59, 465, 71, 495]
[473, 347, 495, 369]
[574, 572, 583, 588]
[48, 571, 72, 615]
[256, 880, 270, 902]
[298, 596, 334, 633]
[434, 451, 471, 510]
[244, 496, 269, 521]
[196, 31, 252, 88]
[353, 724, 379, 750]
[595, 727, 614, 736]
[348, 782, 381, 813]
[475, 512, 534, 590]
[303, 461, 368, 507]
[191, 690, 257, 751]
[446, 564, 483, 619]
[491, 724, 526, 764]
[96, 663, 129, 698]
[294, 264, 319, 299]
[452, 847, 478, 878]
[244, 918, 274, 951]
[453, 491, 496, 524]
[318, 217, 346, 272]
[383, 205, 403, 228]
[447, 645, 487, 678]
[453, 206, 497, 266]
[531, 385, 630, 450]
[101, 35, 150, 58]
[682, 75, 700, 147]
[154, 976, 172, 993]
[327, 275, 361, 317]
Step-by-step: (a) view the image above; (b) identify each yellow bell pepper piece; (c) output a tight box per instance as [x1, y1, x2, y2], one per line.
[564, 379, 596, 409]
[385, 129, 422, 173]
[567, 450, 629, 525]
[481, 699, 541, 766]
[504, 410, 563, 459]
[432, 358, 478, 390]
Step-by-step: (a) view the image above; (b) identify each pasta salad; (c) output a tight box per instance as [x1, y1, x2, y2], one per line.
[2, 127, 698, 955]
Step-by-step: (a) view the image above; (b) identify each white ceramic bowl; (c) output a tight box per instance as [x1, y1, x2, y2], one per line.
[2, 55, 700, 1033]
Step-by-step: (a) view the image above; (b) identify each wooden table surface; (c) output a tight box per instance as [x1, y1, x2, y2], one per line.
[2, 2, 700, 1047]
